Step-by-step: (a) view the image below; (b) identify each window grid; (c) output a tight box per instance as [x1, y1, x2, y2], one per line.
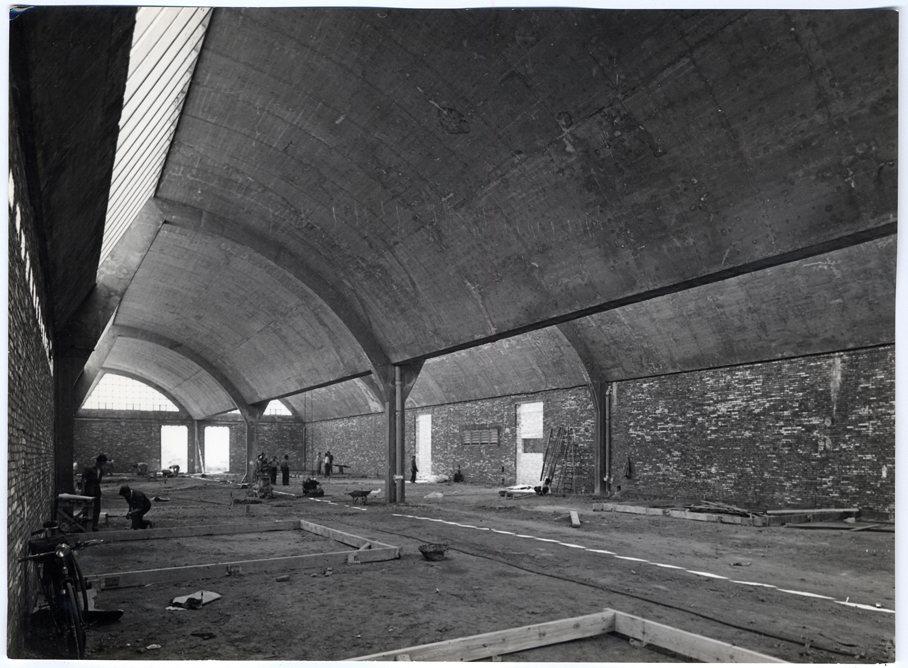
[82, 373, 178, 412]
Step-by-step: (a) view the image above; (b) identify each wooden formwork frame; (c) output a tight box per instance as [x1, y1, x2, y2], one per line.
[85, 519, 399, 590]
[349, 609, 787, 662]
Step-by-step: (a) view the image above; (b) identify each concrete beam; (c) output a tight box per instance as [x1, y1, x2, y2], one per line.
[155, 197, 393, 377]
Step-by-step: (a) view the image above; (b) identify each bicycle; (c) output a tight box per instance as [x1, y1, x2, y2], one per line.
[19, 521, 101, 659]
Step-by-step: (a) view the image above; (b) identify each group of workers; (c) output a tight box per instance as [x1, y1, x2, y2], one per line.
[78, 453, 154, 531]
[256, 452, 292, 486]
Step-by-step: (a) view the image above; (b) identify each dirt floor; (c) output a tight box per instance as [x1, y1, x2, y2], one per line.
[20, 473, 895, 662]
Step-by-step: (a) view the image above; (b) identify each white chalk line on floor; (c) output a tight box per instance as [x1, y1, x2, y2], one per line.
[392, 513, 893, 615]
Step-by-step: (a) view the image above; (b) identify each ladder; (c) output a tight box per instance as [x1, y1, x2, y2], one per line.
[539, 426, 565, 484]
[554, 428, 576, 496]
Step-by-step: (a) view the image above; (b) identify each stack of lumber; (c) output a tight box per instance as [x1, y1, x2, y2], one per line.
[686, 500, 761, 518]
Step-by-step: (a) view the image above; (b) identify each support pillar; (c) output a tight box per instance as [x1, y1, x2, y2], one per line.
[373, 361, 424, 504]
[54, 349, 90, 495]
[239, 403, 267, 482]
[590, 381, 612, 497]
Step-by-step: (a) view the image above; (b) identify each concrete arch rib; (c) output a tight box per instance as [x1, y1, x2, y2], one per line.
[110, 325, 251, 419]
[555, 322, 607, 386]
[154, 197, 392, 379]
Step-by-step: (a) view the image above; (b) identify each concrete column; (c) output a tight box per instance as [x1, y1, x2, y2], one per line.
[239, 403, 267, 482]
[54, 350, 89, 495]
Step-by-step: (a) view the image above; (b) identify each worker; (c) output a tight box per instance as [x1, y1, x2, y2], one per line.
[269, 457, 278, 485]
[324, 451, 333, 477]
[119, 485, 154, 530]
[80, 453, 108, 531]
[280, 455, 290, 486]
[302, 477, 323, 497]
[410, 455, 418, 483]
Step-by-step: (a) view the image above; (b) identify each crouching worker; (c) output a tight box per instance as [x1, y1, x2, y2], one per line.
[302, 478, 324, 497]
[119, 485, 154, 529]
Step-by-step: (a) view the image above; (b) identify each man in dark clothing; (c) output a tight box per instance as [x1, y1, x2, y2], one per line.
[119, 485, 154, 530]
[280, 455, 290, 486]
[410, 455, 418, 483]
[80, 454, 108, 531]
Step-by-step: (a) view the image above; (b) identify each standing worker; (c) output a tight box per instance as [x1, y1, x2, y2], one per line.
[410, 455, 418, 483]
[269, 457, 278, 485]
[280, 455, 290, 486]
[324, 451, 333, 478]
[80, 454, 108, 531]
[119, 485, 154, 530]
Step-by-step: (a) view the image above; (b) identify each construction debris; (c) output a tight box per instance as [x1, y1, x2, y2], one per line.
[168, 590, 222, 610]
[570, 511, 581, 528]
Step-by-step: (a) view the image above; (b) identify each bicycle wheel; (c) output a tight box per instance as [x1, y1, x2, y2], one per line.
[70, 554, 89, 614]
[61, 581, 85, 659]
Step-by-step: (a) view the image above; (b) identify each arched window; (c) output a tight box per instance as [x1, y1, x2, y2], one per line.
[265, 400, 291, 416]
[82, 373, 178, 411]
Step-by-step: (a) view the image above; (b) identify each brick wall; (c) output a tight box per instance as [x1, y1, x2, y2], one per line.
[610, 346, 895, 515]
[299, 388, 596, 489]
[74, 412, 307, 476]
[305, 413, 387, 478]
[404, 387, 596, 490]
[8, 120, 56, 655]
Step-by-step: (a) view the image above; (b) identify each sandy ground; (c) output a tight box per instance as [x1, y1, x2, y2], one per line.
[18, 474, 895, 662]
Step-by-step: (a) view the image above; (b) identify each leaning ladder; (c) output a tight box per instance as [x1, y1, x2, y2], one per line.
[554, 428, 576, 496]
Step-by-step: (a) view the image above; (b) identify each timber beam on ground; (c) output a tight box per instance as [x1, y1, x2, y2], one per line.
[85, 520, 400, 589]
[349, 609, 787, 663]
[593, 503, 858, 526]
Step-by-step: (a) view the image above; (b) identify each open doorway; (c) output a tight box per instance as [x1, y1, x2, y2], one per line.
[161, 425, 188, 472]
[416, 413, 432, 479]
[515, 402, 544, 485]
[204, 426, 230, 473]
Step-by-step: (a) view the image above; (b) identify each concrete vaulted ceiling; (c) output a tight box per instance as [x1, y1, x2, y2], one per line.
[24, 7, 893, 419]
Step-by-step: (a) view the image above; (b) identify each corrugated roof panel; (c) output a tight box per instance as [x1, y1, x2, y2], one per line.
[100, 6, 212, 264]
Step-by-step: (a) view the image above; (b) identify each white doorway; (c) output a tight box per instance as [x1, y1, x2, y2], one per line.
[515, 402, 544, 485]
[204, 426, 230, 473]
[161, 425, 188, 472]
[416, 413, 432, 479]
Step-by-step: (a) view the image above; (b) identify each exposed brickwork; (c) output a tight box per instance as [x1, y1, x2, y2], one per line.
[8, 119, 56, 655]
[305, 413, 387, 477]
[611, 347, 895, 515]
[74, 412, 306, 476]
[403, 387, 596, 490]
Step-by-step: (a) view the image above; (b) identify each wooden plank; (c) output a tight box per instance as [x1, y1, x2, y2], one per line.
[765, 508, 857, 515]
[88, 520, 300, 543]
[298, 519, 396, 550]
[349, 610, 617, 661]
[613, 611, 786, 663]
[570, 511, 581, 528]
[89, 546, 400, 589]
[348, 546, 400, 564]
[850, 523, 882, 532]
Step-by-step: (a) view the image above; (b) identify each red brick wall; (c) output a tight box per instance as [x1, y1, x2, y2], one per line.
[610, 346, 895, 515]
